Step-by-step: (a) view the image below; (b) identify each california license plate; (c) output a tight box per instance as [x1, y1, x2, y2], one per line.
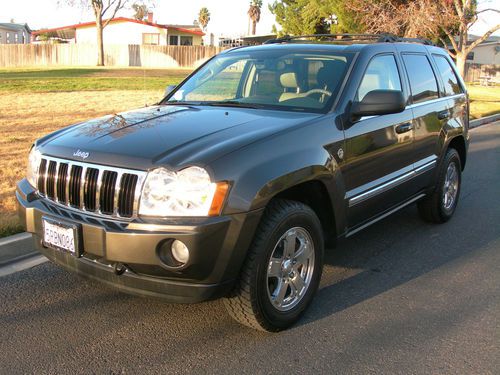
[42, 218, 78, 255]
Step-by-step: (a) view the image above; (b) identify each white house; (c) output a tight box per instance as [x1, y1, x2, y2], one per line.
[467, 41, 500, 65]
[32, 16, 204, 46]
[0, 22, 31, 44]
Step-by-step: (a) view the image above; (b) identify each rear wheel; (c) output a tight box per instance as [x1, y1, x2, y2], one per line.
[418, 148, 462, 223]
[224, 199, 324, 332]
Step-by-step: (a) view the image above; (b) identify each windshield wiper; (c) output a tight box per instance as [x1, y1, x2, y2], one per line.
[205, 101, 263, 109]
[162, 100, 201, 106]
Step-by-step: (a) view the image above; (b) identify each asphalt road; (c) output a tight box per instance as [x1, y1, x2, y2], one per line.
[1, 123, 499, 375]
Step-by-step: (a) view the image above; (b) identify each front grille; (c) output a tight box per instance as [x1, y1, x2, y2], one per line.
[36, 156, 146, 219]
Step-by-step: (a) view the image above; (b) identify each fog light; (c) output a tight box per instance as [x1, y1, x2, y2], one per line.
[171, 240, 189, 264]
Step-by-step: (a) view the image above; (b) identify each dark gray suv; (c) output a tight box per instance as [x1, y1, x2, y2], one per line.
[17, 35, 469, 331]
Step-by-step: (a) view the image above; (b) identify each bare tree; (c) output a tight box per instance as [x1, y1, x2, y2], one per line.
[443, 0, 499, 77]
[61, 0, 129, 66]
[348, 0, 499, 77]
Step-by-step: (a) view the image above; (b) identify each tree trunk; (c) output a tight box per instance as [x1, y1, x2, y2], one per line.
[96, 15, 105, 66]
[252, 21, 256, 35]
[455, 52, 466, 79]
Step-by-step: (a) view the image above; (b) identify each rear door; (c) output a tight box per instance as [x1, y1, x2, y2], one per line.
[400, 52, 448, 188]
[432, 53, 468, 137]
[343, 53, 416, 227]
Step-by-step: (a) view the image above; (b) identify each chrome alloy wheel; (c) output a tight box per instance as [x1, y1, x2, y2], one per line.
[443, 162, 459, 210]
[266, 227, 315, 312]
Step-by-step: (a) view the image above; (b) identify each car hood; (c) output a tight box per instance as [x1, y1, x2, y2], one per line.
[37, 105, 321, 170]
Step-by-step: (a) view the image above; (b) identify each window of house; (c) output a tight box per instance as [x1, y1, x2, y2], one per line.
[142, 33, 160, 45]
[14, 33, 18, 43]
[180, 36, 193, 46]
[433, 55, 463, 96]
[402, 54, 439, 104]
[169, 35, 179, 45]
[466, 52, 474, 61]
[357, 54, 402, 101]
[6, 32, 10, 44]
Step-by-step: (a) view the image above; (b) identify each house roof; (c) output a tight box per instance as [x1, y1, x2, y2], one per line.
[32, 17, 204, 37]
[0, 23, 31, 33]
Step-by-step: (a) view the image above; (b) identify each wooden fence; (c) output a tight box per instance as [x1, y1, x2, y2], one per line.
[0, 44, 226, 68]
[464, 63, 499, 84]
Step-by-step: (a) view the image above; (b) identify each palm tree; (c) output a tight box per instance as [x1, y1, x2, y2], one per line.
[247, 0, 263, 35]
[198, 7, 210, 31]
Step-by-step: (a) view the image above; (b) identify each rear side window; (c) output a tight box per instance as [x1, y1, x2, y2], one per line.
[433, 55, 463, 96]
[357, 54, 402, 101]
[402, 54, 439, 104]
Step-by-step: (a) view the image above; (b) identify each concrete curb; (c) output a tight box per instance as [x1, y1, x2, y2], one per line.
[0, 254, 48, 278]
[0, 232, 34, 266]
[470, 113, 500, 129]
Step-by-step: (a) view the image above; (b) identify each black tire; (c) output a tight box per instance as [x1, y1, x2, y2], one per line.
[224, 199, 324, 332]
[418, 148, 462, 223]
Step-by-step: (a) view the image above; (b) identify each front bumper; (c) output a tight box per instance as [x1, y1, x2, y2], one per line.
[16, 179, 263, 303]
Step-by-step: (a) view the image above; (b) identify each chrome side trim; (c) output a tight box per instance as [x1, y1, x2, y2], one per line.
[349, 170, 414, 207]
[346, 194, 426, 237]
[415, 160, 436, 175]
[407, 93, 465, 110]
[348, 156, 437, 207]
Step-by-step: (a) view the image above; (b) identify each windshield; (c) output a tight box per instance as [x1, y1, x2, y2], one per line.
[164, 49, 354, 113]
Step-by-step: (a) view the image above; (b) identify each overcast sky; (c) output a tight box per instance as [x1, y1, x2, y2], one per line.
[2, 0, 498, 37]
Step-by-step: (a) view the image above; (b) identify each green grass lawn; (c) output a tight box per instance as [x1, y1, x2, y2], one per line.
[0, 67, 191, 92]
[467, 84, 500, 119]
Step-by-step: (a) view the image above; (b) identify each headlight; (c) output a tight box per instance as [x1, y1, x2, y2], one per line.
[139, 167, 228, 217]
[27, 147, 42, 188]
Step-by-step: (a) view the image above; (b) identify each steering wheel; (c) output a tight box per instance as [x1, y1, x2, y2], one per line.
[304, 88, 332, 97]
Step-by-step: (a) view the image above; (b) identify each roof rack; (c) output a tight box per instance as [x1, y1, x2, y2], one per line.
[263, 33, 434, 46]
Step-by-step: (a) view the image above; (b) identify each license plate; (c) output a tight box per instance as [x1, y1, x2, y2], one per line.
[43, 218, 78, 255]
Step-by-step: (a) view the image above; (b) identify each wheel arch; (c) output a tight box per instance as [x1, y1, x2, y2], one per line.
[447, 135, 467, 170]
[272, 180, 338, 247]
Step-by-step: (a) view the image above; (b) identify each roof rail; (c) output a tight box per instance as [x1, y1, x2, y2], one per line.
[263, 33, 435, 46]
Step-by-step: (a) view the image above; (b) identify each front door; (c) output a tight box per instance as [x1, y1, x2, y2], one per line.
[342, 53, 416, 228]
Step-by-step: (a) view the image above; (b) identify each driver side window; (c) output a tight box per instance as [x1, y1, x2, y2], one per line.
[357, 55, 402, 101]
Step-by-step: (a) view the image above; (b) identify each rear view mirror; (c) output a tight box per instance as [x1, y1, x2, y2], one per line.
[351, 90, 405, 119]
[164, 85, 177, 97]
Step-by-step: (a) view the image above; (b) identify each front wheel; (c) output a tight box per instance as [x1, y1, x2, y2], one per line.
[224, 199, 324, 332]
[418, 148, 462, 223]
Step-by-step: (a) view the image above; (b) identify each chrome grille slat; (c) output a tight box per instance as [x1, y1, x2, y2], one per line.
[113, 172, 123, 216]
[65, 163, 71, 204]
[36, 156, 146, 220]
[79, 166, 87, 210]
[56, 162, 69, 204]
[37, 159, 47, 194]
[83, 168, 99, 211]
[46, 161, 57, 199]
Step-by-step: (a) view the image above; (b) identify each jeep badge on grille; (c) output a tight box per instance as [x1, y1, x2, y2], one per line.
[73, 150, 90, 159]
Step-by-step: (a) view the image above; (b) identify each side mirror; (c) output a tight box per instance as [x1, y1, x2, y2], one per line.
[164, 84, 177, 97]
[351, 90, 405, 119]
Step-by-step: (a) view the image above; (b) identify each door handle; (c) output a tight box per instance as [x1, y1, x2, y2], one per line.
[395, 122, 413, 134]
[438, 110, 450, 120]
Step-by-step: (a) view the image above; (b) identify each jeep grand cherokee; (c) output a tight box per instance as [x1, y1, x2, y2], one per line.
[17, 35, 469, 331]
